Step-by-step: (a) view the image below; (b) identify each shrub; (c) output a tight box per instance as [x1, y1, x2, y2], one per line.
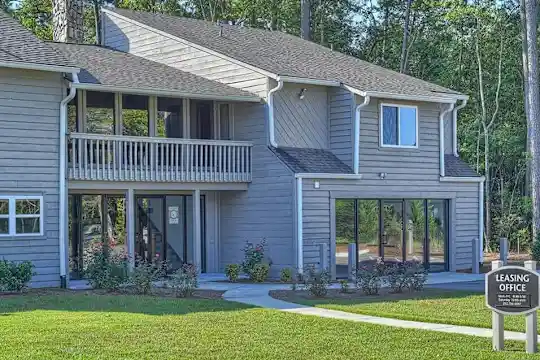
[225, 264, 241, 282]
[241, 239, 271, 278]
[280, 267, 293, 283]
[405, 261, 428, 292]
[383, 260, 428, 293]
[0, 260, 35, 292]
[354, 266, 381, 295]
[168, 263, 198, 297]
[339, 279, 350, 293]
[531, 235, 540, 261]
[250, 263, 270, 282]
[130, 257, 167, 295]
[290, 271, 303, 291]
[84, 241, 129, 291]
[303, 265, 331, 297]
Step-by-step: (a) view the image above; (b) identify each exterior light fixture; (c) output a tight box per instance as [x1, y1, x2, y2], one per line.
[298, 88, 307, 99]
[379, 172, 387, 179]
[313, 180, 320, 189]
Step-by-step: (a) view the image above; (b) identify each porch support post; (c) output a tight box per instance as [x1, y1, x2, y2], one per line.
[126, 188, 135, 271]
[149, 96, 157, 137]
[193, 189, 202, 271]
[296, 177, 303, 274]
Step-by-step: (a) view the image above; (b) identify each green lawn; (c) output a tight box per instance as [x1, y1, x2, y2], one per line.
[285, 289, 539, 334]
[0, 292, 538, 359]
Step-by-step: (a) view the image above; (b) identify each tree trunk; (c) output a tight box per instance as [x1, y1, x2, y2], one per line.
[524, 0, 540, 240]
[484, 130, 491, 249]
[399, 0, 412, 73]
[520, 0, 531, 197]
[93, 0, 101, 45]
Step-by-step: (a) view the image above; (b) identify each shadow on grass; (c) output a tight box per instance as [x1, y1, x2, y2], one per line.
[270, 288, 481, 307]
[0, 290, 254, 316]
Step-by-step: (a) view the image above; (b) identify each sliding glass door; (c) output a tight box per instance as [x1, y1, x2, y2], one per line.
[335, 198, 449, 277]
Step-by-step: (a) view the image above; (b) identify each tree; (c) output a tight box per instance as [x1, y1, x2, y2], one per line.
[399, 0, 412, 73]
[522, 0, 540, 239]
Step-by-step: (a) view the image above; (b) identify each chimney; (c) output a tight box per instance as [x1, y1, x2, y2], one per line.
[52, 0, 84, 43]
[300, 0, 310, 40]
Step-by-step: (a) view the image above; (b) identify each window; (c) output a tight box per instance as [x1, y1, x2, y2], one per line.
[380, 104, 418, 148]
[219, 103, 232, 140]
[157, 97, 183, 138]
[0, 196, 43, 237]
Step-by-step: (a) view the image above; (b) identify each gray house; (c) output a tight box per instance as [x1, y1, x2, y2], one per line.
[0, 9, 483, 287]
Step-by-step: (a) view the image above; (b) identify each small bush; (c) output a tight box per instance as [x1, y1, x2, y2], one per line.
[84, 242, 129, 291]
[130, 257, 167, 295]
[531, 235, 540, 261]
[280, 267, 293, 283]
[241, 239, 271, 278]
[339, 279, 350, 293]
[0, 260, 35, 292]
[385, 262, 409, 293]
[225, 264, 241, 282]
[303, 265, 331, 297]
[383, 260, 428, 293]
[354, 266, 381, 295]
[290, 271, 303, 291]
[168, 263, 198, 297]
[405, 261, 428, 292]
[250, 263, 270, 282]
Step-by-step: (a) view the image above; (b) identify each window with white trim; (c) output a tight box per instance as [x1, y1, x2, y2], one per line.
[0, 196, 43, 236]
[380, 104, 418, 147]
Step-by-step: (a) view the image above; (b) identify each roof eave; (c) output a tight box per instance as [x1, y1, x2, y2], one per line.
[71, 83, 262, 102]
[343, 84, 468, 104]
[0, 60, 80, 74]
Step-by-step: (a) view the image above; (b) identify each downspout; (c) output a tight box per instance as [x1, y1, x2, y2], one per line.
[452, 99, 468, 157]
[296, 176, 303, 274]
[439, 103, 455, 177]
[353, 96, 370, 174]
[267, 78, 283, 148]
[59, 73, 79, 288]
[479, 179, 485, 264]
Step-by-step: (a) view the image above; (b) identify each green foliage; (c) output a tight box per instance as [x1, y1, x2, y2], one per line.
[241, 239, 271, 280]
[0, 260, 35, 292]
[167, 263, 199, 297]
[84, 242, 129, 291]
[339, 279, 350, 293]
[130, 257, 167, 294]
[225, 264, 241, 282]
[280, 267, 293, 283]
[354, 266, 382, 296]
[385, 260, 428, 293]
[302, 265, 331, 297]
[530, 235, 540, 262]
[250, 263, 270, 283]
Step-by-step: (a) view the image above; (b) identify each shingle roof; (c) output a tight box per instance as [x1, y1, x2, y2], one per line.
[0, 11, 76, 69]
[49, 42, 260, 101]
[107, 8, 464, 100]
[271, 147, 353, 174]
[445, 155, 479, 177]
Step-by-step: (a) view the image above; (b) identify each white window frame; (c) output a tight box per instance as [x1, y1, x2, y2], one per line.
[0, 195, 44, 237]
[379, 103, 419, 149]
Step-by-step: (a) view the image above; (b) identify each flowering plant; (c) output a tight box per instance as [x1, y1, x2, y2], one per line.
[241, 239, 271, 281]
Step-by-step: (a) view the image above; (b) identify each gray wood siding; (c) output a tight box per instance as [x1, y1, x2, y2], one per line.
[0, 68, 63, 287]
[219, 102, 295, 274]
[273, 82, 329, 149]
[444, 111, 453, 154]
[302, 178, 479, 272]
[328, 87, 354, 165]
[102, 13, 269, 97]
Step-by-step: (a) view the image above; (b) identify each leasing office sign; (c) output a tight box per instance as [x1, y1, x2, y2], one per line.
[486, 266, 540, 315]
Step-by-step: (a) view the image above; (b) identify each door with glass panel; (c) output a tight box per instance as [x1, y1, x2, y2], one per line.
[381, 200, 404, 262]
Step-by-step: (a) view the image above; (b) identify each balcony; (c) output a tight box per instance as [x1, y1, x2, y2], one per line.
[68, 133, 253, 182]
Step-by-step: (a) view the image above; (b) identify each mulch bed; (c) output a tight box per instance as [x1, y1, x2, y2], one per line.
[269, 288, 456, 302]
[0, 287, 225, 300]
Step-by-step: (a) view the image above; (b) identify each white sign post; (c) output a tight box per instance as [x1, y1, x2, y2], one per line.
[486, 260, 539, 354]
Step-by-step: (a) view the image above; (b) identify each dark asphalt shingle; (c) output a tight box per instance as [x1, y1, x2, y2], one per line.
[107, 8, 464, 100]
[445, 155, 479, 177]
[0, 11, 75, 69]
[271, 147, 353, 174]
[49, 42, 260, 100]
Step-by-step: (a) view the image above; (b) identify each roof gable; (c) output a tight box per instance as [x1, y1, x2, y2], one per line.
[106, 8, 464, 101]
[49, 42, 260, 101]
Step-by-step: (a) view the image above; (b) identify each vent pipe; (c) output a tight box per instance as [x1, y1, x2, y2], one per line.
[300, 0, 310, 40]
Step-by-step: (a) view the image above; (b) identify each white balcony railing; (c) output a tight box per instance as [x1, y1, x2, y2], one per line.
[68, 133, 253, 182]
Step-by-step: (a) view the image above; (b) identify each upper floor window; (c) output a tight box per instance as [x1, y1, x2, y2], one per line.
[0, 196, 43, 237]
[380, 104, 418, 148]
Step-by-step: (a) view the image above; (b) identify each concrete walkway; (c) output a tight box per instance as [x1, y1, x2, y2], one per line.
[198, 277, 540, 343]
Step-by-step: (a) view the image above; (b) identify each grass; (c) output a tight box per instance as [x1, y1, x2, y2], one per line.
[0, 291, 538, 359]
[274, 288, 540, 334]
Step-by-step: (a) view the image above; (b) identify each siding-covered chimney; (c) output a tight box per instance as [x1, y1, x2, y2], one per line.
[300, 0, 310, 40]
[52, 0, 84, 43]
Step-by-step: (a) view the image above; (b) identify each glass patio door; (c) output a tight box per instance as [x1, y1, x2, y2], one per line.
[381, 200, 404, 262]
